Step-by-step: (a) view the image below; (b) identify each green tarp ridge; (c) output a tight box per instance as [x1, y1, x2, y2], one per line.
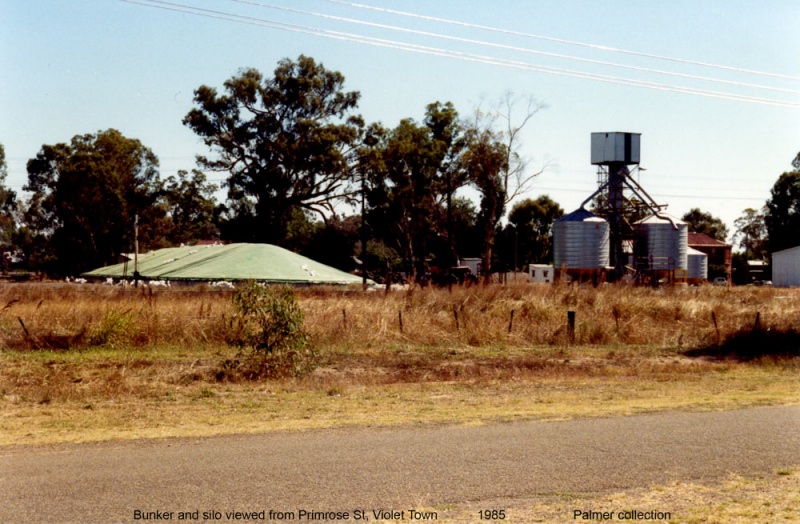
[83, 243, 365, 285]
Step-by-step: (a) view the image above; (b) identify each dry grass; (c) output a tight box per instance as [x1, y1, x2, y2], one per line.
[0, 284, 231, 350]
[412, 467, 800, 523]
[3, 359, 797, 446]
[0, 282, 799, 446]
[307, 282, 800, 351]
[1, 281, 798, 352]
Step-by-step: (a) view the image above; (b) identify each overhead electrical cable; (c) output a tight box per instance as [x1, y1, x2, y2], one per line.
[321, 0, 800, 82]
[119, 0, 800, 108]
[229, 0, 798, 95]
[534, 186, 765, 202]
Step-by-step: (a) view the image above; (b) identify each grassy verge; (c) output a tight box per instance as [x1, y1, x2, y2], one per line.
[1, 341, 798, 446]
[411, 468, 800, 523]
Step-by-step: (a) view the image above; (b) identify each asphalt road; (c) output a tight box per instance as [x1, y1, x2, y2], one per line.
[2, 406, 798, 523]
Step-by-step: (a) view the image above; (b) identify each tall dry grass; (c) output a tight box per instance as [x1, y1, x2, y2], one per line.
[303, 283, 800, 354]
[0, 281, 797, 353]
[0, 284, 231, 350]
[3, 282, 799, 446]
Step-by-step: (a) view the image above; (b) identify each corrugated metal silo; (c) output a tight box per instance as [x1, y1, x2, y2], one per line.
[687, 247, 708, 282]
[553, 209, 610, 270]
[635, 214, 688, 271]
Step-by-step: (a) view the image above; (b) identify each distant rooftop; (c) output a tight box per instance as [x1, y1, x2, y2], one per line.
[688, 232, 730, 247]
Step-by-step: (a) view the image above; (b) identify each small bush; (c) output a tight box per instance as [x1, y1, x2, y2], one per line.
[224, 283, 316, 379]
[89, 308, 134, 348]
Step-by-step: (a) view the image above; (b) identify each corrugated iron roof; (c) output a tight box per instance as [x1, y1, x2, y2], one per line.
[687, 232, 730, 247]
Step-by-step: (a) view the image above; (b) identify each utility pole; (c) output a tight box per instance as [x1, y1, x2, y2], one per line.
[446, 168, 454, 292]
[508, 223, 518, 281]
[133, 214, 140, 287]
[361, 171, 367, 290]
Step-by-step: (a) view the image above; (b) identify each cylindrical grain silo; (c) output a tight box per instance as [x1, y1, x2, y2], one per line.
[687, 247, 708, 284]
[635, 213, 688, 276]
[553, 209, 609, 281]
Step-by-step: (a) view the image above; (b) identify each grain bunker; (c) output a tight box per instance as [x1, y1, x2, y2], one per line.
[83, 243, 366, 286]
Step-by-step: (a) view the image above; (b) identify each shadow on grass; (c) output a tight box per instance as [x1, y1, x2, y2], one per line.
[684, 328, 800, 361]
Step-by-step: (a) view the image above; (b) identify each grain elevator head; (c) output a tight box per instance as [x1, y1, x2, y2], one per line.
[591, 132, 641, 165]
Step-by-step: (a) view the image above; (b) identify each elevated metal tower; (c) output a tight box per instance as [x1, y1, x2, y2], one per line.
[579, 132, 668, 281]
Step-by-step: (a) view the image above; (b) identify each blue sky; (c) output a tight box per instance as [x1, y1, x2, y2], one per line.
[2, 1, 799, 243]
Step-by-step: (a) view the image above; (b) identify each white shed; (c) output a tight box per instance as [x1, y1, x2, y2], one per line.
[529, 264, 554, 283]
[772, 246, 800, 287]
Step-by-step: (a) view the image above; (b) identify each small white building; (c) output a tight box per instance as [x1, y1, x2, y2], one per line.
[772, 246, 800, 287]
[529, 264, 554, 283]
[460, 258, 482, 278]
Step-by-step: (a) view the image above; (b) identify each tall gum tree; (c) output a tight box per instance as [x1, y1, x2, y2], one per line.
[183, 55, 364, 245]
[364, 102, 464, 279]
[681, 208, 729, 242]
[506, 195, 564, 267]
[161, 169, 220, 244]
[463, 94, 546, 280]
[733, 207, 768, 259]
[765, 168, 800, 254]
[0, 143, 17, 247]
[24, 129, 162, 274]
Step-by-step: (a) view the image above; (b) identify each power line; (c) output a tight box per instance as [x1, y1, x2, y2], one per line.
[232, 0, 798, 96]
[322, 0, 800, 82]
[120, 0, 800, 109]
[533, 186, 767, 202]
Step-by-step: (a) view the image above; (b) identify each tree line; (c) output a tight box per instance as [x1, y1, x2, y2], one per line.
[0, 55, 797, 280]
[0, 56, 552, 279]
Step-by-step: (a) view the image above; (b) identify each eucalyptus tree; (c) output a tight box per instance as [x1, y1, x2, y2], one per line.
[733, 207, 768, 259]
[462, 124, 508, 279]
[506, 195, 564, 267]
[681, 208, 729, 241]
[161, 169, 219, 245]
[365, 102, 464, 278]
[462, 94, 546, 279]
[184, 55, 364, 245]
[765, 169, 800, 254]
[24, 129, 162, 274]
[0, 143, 16, 246]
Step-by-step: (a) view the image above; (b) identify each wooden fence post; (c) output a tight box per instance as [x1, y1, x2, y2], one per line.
[567, 311, 576, 344]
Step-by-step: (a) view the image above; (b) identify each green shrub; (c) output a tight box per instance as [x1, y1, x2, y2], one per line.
[89, 308, 134, 348]
[224, 283, 316, 379]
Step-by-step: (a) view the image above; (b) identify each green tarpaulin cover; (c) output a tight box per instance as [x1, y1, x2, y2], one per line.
[83, 243, 364, 285]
